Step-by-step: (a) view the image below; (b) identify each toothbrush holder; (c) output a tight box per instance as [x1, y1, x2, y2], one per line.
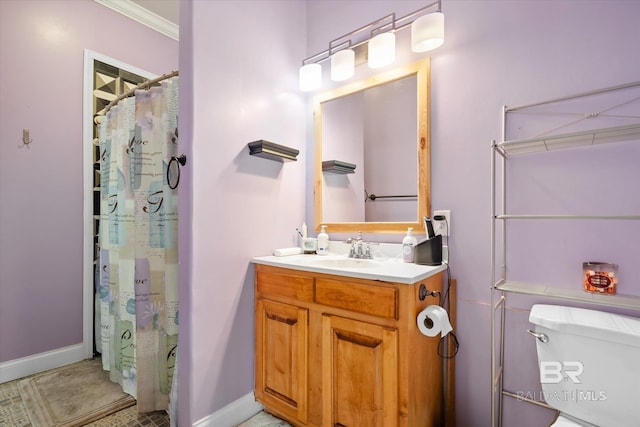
[301, 237, 317, 254]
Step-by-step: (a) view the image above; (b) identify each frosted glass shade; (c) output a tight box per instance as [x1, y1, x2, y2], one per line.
[411, 12, 445, 52]
[368, 32, 395, 69]
[331, 49, 355, 81]
[299, 63, 322, 91]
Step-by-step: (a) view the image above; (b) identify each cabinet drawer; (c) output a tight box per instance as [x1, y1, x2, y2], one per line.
[315, 278, 398, 320]
[256, 269, 314, 302]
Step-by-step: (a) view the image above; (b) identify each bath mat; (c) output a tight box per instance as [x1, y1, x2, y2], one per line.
[18, 358, 136, 427]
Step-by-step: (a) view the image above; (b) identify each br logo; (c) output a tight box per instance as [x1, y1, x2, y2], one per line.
[540, 361, 584, 384]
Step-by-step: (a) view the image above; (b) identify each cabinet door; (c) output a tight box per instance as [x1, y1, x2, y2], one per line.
[256, 299, 308, 423]
[322, 315, 398, 427]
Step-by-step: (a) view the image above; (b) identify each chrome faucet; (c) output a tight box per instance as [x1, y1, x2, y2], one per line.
[347, 231, 373, 259]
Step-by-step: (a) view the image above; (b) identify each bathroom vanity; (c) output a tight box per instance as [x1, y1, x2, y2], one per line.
[252, 254, 446, 427]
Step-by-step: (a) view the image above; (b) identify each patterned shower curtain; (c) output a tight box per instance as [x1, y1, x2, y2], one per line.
[97, 77, 179, 412]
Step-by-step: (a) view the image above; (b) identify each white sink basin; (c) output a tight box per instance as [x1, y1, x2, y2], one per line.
[252, 252, 446, 284]
[306, 257, 381, 269]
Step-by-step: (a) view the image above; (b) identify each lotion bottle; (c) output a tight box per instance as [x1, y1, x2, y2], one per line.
[402, 227, 418, 263]
[317, 225, 329, 255]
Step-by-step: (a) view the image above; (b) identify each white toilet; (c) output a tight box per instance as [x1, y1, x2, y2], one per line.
[529, 304, 640, 427]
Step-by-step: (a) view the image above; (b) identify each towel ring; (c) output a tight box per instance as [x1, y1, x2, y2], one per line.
[167, 154, 187, 189]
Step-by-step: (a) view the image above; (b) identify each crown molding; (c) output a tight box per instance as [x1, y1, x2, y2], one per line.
[94, 0, 179, 41]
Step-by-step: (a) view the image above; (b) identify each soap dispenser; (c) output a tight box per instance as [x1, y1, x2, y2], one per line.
[317, 225, 329, 255]
[402, 227, 418, 263]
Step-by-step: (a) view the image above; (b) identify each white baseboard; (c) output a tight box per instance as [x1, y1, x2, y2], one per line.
[193, 392, 263, 427]
[0, 344, 86, 383]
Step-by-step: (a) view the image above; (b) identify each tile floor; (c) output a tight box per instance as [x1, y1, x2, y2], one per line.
[238, 411, 291, 427]
[0, 361, 290, 427]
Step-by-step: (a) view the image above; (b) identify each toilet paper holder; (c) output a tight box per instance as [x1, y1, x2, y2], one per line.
[418, 283, 440, 301]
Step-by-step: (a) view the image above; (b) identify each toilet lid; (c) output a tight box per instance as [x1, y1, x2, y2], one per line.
[550, 415, 595, 427]
[550, 416, 582, 427]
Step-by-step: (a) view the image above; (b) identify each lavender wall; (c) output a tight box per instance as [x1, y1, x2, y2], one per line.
[0, 0, 177, 363]
[428, 3, 639, 425]
[306, 1, 640, 426]
[3, 1, 637, 426]
[180, 0, 307, 424]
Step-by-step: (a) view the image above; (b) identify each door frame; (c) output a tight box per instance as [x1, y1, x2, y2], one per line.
[82, 49, 156, 358]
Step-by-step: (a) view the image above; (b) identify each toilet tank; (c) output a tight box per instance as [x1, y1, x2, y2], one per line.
[529, 304, 640, 427]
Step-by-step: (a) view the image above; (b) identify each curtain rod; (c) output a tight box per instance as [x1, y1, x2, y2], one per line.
[95, 70, 179, 120]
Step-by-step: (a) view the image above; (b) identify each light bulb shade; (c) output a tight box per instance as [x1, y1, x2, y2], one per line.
[368, 32, 396, 69]
[330, 49, 355, 81]
[299, 63, 322, 91]
[411, 12, 445, 52]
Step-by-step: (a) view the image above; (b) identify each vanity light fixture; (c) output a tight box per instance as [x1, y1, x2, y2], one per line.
[331, 48, 355, 81]
[299, 63, 322, 91]
[368, 32, 396, 69]
[298, 0, 444, 91]
[411, 11, 445, 52]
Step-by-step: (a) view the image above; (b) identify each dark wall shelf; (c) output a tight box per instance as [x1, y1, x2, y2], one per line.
[248, 140, 299, 162]
[322, 160, 356, 174]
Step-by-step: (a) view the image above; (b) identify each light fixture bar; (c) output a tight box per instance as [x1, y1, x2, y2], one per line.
[394, 1, 442, 32]
[301, 0, 441, 67]
[328, 15, 392, 55]
[299, 0, 442, 91]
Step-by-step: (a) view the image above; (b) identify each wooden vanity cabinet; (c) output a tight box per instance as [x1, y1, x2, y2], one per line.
[254, 264, 444, 427]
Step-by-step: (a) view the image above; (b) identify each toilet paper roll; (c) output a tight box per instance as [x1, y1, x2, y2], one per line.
[417, 305, 453, 337]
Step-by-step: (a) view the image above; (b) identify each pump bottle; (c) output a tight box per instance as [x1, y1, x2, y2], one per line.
[317, 225, 329, 255]
[402, 227, 418, 263]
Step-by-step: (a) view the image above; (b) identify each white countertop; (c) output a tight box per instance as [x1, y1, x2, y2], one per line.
[251, 253, 446, 284]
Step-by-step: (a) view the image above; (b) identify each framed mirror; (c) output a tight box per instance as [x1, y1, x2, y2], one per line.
[313, 58, 431, 234]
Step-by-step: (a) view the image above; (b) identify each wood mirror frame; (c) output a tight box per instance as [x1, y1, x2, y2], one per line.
[313, 58, 431, 234]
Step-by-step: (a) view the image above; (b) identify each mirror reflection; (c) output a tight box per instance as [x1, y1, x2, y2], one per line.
[313, 59, 430, 234]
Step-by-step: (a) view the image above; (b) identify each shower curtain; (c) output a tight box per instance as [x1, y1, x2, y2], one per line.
[97, 77, 179, 412]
